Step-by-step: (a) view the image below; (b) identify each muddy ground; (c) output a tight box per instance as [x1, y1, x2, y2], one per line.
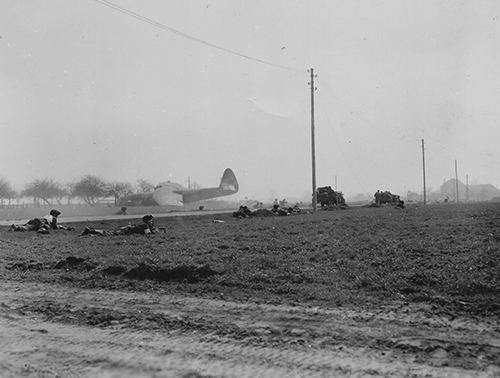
[1, 203, 499, 377]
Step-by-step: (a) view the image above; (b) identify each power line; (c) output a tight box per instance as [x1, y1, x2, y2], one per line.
[93, 0, 300, 72]
[315, 84, 372, 196]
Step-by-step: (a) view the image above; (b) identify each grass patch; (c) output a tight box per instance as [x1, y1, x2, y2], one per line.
[1, 203, 499, 315]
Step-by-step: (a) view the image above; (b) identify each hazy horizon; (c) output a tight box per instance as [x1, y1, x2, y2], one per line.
[1, 1, 499, 202]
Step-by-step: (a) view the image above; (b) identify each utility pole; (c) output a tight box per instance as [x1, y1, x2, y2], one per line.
[309, 68, 317, 212]
[466, 174, 469, 202]
[335, 175, 338, 191]
[421, 139, 426, 205]
[455, 160, 459, 202]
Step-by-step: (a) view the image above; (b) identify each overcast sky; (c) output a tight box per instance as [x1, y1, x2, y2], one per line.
[1, 0, 499, 201]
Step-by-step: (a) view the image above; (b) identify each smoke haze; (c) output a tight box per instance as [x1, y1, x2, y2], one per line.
[1, 0, 499, 201]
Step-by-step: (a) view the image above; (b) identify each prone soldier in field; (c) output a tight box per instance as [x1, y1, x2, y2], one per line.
[118, 214, 156, 235]
[43, 209, 61, 230]
[232, 206, 253, 218]
[272, 204, 290, 216]
[43, 209, 75, 231]
[81, 214, 157, 236]
[10, 217, 48, 233]
[10, 209, 73, 233]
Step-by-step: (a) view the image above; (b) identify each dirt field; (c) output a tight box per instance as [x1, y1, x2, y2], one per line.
[1, 203, 499, 377]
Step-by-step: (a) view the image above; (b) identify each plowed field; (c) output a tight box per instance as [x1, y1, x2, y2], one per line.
[1, 203, 499, 377]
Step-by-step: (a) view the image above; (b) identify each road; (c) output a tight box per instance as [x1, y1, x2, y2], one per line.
[1, 279, 499, 377]
[0, 209, 234, 227]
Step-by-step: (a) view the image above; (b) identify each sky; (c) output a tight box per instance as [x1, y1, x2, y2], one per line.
[1, 0, 499, 201]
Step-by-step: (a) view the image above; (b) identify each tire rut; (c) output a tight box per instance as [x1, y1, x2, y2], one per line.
[1, 279, 499, 378]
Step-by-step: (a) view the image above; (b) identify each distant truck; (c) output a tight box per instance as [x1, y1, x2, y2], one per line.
[374, 190, 401, 206]
[316, 186, 346, 207]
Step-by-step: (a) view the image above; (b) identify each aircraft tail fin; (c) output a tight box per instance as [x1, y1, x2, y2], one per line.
[181, 168, 238, 203]
[219, 168, 239, 192]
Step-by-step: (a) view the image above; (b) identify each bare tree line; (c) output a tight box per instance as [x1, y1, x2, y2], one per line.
[0, 176, 155, 207]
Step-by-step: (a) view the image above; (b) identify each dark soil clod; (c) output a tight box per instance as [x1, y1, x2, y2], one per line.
[53, 256, 97, 271]
[102, 265, 127, 276]
[123, 263, 218, 283]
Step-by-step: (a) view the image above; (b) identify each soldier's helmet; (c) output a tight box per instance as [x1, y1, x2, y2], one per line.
[50, 209, 61, 217]
[142, 214, 154, 224]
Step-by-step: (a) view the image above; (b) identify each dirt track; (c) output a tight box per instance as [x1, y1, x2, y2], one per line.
[1, 279, 499, 377]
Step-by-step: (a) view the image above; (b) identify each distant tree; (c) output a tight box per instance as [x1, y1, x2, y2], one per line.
[22, 179, 65, 206]
[65, 183, 77, 205]
[137, 179, 155, 193]
[107, 181, 134, 205]
[72, 175, 107, 205]
[0, 177, 17, 207]
[54, 186, 69, 205]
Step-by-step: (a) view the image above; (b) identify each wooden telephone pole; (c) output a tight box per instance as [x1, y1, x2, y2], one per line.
[455, 160, 459, 202]
[421, 139, 426, 205]
[309, 68, 317, 212]
[466, 174, 469, 202]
